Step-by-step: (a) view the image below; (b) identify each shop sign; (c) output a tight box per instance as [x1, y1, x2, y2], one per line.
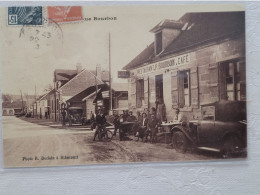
[118, 70, 130, 78]
[136, 53, 190, 75]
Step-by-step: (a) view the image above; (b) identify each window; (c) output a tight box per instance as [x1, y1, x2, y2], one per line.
[155, 31, 163, 55]
[179, 70, 190, 107]
[220, 61, 243, 101]
[136, 79, 144, 108]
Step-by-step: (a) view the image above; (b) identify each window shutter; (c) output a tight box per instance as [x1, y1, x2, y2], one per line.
[190, 67, 199, 108]
[218, 63, 226, 100]
[130, 76, 136, 108]
[144, 75, 149, 107]
[171, 70, 179, 108]
[149, 76, 155, 108]
[208, 63, 220, 101]
[239, 61, 246, 100]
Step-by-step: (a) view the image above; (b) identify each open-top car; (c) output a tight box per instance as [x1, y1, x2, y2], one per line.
[171, 101, 247, 158]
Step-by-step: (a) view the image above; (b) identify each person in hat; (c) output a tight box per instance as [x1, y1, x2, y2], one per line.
[93, 108, 106, 141]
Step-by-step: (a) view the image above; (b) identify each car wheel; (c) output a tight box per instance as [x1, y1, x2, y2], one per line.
[222, 135, 242, 158]
[172, 131, 188, 153]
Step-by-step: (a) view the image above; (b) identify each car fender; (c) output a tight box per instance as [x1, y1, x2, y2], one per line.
[171, 125, 196, 146]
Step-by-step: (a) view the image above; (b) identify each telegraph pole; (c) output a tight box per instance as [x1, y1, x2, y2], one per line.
[35, 86, 37, 118]
[109, 33, 112, 112]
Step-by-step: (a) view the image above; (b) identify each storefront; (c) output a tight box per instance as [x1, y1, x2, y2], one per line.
[123, 12, 246, 121]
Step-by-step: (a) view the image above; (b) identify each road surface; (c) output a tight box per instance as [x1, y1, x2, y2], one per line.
[2, 116, 218, 168]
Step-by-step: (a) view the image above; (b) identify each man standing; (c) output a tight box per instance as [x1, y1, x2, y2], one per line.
[136, 113, 149, 141]
[93, 109, 106, 141]
[112, 111, 120, 136]
[146, 114, 159, 143]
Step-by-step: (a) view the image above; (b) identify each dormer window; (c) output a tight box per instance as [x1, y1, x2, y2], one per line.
[150, 20, 184, 56]
[155, 31, 163, 55]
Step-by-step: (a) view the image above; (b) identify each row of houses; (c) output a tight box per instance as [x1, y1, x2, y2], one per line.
[122, 11, 246, 121]
[34, 64, 128, 121]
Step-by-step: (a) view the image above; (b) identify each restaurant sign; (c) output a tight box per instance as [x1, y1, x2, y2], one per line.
[136, 53, 190, 75]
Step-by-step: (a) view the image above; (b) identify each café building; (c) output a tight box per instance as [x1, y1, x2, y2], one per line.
[122, 12, 246, 121]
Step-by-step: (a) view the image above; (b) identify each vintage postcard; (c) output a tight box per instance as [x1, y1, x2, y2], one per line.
[0, 4, 247, 168]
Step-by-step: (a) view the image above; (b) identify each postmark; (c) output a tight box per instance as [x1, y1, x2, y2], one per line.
[8, 6, 43, 25]
[47, 6, 83, 24]
[19, 17, 63, 50]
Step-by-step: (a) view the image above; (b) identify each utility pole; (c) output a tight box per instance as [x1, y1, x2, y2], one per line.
[35, 86, 37, 118]
[54, 81, 56, 121]
[95, 65, 98, 113]
[109, 32, 112, 112]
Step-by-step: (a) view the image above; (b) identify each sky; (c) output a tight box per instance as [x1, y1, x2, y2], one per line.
[0, 4, 244, 95]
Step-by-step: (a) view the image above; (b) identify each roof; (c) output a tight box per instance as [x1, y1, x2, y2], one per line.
[67, 82, 128, 103]
[66, 84, 107, 102]
[123, 11, 245, 70]
[123, 42, 155, 70]
[2, 101, 25, 108]
[54, 69, 77, 82]
[150, 19, 184, 33]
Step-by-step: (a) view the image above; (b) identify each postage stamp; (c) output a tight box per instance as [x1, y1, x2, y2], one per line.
[47, 6, 83, 24]
[8, 6, 43, 25]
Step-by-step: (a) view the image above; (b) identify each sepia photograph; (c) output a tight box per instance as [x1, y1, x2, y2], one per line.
[0, 4, 247, 168]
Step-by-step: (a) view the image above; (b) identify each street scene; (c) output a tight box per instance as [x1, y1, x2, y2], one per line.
[3, 116, 217, 167]
[1, 5, 247, 168]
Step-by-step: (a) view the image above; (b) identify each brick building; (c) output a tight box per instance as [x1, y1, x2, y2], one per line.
[123, 12, 246, 121]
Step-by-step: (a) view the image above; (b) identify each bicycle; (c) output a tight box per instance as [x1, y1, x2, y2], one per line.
[97, 125, 114, 141]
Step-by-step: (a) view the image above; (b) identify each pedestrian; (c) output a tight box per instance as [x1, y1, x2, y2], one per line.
[146, 114, 159, 143]
[156, 98, 166, 123]
[131, 111, 142, 135]
[93, 109, 106, 141]
[127, 111, 137, 122]
[122, 110, 129, 122]
[112, 110, 120, 136]
[136, 112, 149, 141]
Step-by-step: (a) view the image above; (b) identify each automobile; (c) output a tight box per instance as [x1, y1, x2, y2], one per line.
[15, 112, 26, 117]
[67, 107, 84, 126]
[171, 101, 247, 158]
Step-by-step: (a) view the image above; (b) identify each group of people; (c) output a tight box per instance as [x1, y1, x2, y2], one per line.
[92, 107, 184, 142]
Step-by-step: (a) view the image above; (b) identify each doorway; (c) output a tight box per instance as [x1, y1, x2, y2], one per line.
[155, 74, 164, 102]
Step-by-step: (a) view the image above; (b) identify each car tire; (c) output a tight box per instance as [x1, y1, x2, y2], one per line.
[222, 135, 242, 158]
[172, 131, 189, 153]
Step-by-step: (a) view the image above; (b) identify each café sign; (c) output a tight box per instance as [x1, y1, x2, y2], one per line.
[136, 53, 190, 75]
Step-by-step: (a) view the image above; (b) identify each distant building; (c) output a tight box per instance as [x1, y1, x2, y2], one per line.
[49, 64, 109, 120]
[2, 101, 25, 116]
[123, 12, 246, 121]
[66, 83, 128, 118]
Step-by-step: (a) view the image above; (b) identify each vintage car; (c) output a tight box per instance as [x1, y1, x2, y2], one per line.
[171, 101, 247, 157]
[68, 107, 84, 126]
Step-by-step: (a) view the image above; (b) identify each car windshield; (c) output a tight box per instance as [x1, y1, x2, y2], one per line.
[202, 106, 215, 120]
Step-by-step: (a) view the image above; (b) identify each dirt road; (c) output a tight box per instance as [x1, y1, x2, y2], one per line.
[2, 116, 218, 168]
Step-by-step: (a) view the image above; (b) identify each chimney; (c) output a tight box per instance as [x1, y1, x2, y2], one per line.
[76, 63, 82, 74]
[96, 64, 102, 80]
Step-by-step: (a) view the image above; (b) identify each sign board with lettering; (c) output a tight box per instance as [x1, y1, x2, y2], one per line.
[135, 53, 190, 75]
[118, 71, 130, 78]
